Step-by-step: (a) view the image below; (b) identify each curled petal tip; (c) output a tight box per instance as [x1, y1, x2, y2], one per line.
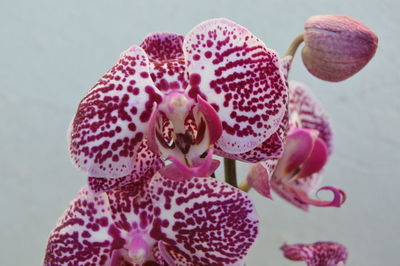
[160, 148, 218, 181]
[289, 185, 346, 208]
[303, 14, 378, 82]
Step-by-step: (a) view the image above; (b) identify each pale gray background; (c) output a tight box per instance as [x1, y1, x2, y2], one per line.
[1, 0, 399, 265]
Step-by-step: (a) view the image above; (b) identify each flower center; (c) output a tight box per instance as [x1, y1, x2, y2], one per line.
[146, 92, 222, 180]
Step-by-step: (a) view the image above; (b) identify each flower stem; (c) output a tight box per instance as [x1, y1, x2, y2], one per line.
[285, 33, 304, 57]
[224, 158, 237, 187]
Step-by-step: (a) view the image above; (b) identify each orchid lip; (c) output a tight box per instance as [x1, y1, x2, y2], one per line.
[147, 92, 222, 177]
[159, 148, 220, 181]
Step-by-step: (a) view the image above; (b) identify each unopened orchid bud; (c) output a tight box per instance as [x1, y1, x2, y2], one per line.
[302, 14, 378, 82]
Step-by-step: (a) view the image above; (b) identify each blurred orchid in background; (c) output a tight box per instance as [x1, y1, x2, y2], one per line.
[281, 241, 348, 266]
[245, 81, 346, 211]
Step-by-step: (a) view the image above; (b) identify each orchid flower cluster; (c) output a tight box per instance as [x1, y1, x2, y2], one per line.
[44, 15, 377, 266]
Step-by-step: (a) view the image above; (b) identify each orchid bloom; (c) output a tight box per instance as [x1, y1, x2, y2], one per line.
[68, 18, 287, 184]
[246, 81, 345, 211]
[281, 241, 348, 266]
[44, 171, 259, 265]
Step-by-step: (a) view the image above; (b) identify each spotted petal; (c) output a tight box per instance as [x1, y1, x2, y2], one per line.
[214, 108, 288, 163]
[281, 241, 348, 266]
[148, 174, 259, 265]
[140, 33, 188, 92]
[289, 81, 333, 153]
[280, 55, 293, 85]
[184, 18, 287, 155]
[44, 186, 157, 265]
[68, 46, 163, 178]
[88, 140, 164, 193]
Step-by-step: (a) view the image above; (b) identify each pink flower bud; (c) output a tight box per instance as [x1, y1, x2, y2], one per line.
[302, 14, 378, 82]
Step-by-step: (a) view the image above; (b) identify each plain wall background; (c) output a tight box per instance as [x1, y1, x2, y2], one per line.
[1, 0, 399, 265]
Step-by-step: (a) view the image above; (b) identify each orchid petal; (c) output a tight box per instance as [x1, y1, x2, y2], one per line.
[183, 18, 287, 154]
[44, 184, 157, 265]
[68, 46, 163, 178]
[280, 55, 293, 84]
[214, 109, 288, 163]
[275, 128, 317, 177]
[246, 162, 274, 199]
[148, 174, 259, 265]
[271, 177, 310, 211]
[289, 81, 333, 153]
[140, 33, 188, 92]
[298, 137, 329, 178]
[196, 95, 222, 144]
[44, 188, 114, 265]
[281, 241, 348, 266]
[159, 148, 219, 181]
[158, 241, 194, 266]
[88, 140, 164, 193]
[140, 33, 184, 61]
[146, 102, 162, 156]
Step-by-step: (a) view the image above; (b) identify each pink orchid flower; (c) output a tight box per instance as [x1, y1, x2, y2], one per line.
[246, 81, 345, 211]
[281, 241, 348, 266]
[44, 172, 259, 266]
[68, 18, 288, 183]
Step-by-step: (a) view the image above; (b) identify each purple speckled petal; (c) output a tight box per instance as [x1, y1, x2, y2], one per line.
[183, 18, 287, 154]
[214, 108, 288, 163]
[45, 185, 159, 265]
[44, 187, 114, 265]
[140, 33, 188, 92]
[88, 140, 164, 193]
[280, 55, 293, 85]
[68, 45, 163, 178]
[289, 81, 333, 153]
[281, 241, 348, 266]
[148, 174, 259, 265]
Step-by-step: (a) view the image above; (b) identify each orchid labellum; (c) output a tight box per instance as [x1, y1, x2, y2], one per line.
[281, 241, 348, 266]
[245, 81, 345, 211]
[44, 173, 258, 266]
[68, 18, 287, 183]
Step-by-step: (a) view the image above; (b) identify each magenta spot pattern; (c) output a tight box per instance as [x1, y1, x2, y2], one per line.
[184, 18, 288, 154]
[281, 242, 348, 266]
[88, 140, 164, 193]
[140, 33, 188, 92]
[69, 18, 288, 180]
[44, 174, 259, 265]
[69, 46, 163, 178]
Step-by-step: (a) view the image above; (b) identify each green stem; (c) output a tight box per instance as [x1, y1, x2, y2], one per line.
[224, 158, 238, 187]
[285, 33, 304, 57]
